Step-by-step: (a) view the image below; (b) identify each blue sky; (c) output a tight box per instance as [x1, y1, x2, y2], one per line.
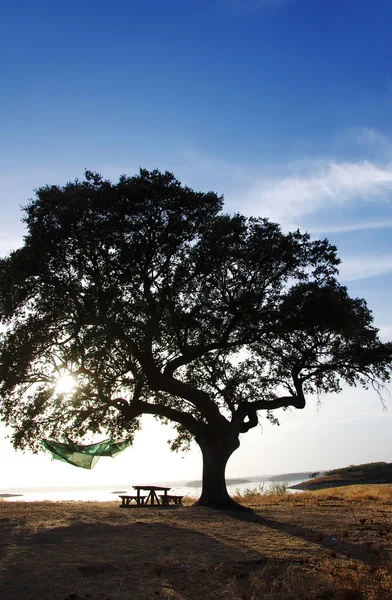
[0, 0, 392, 489]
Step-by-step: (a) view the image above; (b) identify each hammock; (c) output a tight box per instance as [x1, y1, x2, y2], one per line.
[42, 437, 131, 469]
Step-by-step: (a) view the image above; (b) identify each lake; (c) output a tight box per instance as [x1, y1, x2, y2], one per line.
[0, 476, 307, 502]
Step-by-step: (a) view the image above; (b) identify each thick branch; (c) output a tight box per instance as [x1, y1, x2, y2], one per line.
[101, 393, 203, 436]
[137, 351, 226, 426]
[109, 327, 226, 426]
[233, 371, 306, 433]
[131, 399, 204, 437]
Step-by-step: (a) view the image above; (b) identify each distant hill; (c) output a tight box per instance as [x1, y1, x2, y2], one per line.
[324, 462, 392, 478]
[267, 471, 320, 482]
[290, 461, 392, 490]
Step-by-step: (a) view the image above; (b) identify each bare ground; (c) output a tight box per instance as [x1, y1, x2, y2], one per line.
[1, 486, 392, 600]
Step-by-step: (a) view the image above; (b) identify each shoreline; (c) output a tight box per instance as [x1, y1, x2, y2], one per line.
[0, 493, 23, 498]
[290, 479, 392, 491]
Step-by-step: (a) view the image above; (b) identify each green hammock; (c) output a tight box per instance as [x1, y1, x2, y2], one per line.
[42, 437, 131, 469]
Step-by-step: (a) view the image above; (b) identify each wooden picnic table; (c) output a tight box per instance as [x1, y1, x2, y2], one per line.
[119, 485, 184, 508]
[134, 485, 171, 506]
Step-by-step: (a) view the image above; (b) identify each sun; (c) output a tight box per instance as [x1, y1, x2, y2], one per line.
[55, 374, 76, 394]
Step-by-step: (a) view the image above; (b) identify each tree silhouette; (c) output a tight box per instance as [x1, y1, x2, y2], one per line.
[1, 169, 391, 508]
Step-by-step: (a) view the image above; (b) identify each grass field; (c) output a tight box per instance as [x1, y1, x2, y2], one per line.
[1, 485, 391, 600]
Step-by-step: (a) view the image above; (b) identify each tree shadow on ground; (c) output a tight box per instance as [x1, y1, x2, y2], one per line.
[1, 505, 390, 600]
[224, 508, 378, 565]
[0, 519, 266, 600]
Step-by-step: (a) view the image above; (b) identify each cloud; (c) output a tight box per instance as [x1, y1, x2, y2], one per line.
[338, 255, 392, 282]
[350, 127, 392, 154]
[379, 326, 392, 342]
[0, 231, 25, 257]
[243, 160, 392, 225]
[308, 220, 392, 235]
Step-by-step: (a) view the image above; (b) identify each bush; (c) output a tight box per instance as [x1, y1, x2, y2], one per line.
[267, 482, 288, 495]
[234, 482, 288, 499]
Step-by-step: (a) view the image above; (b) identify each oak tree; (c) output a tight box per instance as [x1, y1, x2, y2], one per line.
[1, 169, 391, 508]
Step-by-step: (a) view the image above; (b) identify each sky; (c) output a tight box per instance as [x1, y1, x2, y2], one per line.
[0, 0, 392, 490]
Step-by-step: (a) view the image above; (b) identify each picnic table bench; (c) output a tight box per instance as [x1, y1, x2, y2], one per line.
[119, 495, 147, 507]
[159, 494, 184, 505]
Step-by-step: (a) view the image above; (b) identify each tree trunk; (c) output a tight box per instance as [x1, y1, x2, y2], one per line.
[195, 431, 246, 510]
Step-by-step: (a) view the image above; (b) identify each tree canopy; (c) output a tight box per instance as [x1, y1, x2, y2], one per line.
[0, 169, 391, 508]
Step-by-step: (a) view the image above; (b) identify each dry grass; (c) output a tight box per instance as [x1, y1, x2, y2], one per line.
[1, 485, 391, 600]
[231, 484, 392, 507]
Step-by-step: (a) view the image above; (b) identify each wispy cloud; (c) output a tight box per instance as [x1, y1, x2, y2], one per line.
[338, 255, 392, 282]
[308, 220, 392, 235]
[349, 127, 392, 154]
[243, 160, 392, 225]
[0, 232, 25, 257]
[178, 136, 392, 241]
[182, 142, 392, 282]
[379, 326, 392, 342]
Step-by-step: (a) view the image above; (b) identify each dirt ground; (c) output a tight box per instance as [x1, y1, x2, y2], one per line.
[1, 488, 391, 600]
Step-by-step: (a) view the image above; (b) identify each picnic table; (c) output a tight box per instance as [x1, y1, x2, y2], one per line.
[119, 485, 184, 508]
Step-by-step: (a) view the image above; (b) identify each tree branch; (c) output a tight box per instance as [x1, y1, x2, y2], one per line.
[163, 339, 243, 377]
[131, 399, 203, 437]
[136, 350, 226, 427]
[233, 370, 306, 433]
